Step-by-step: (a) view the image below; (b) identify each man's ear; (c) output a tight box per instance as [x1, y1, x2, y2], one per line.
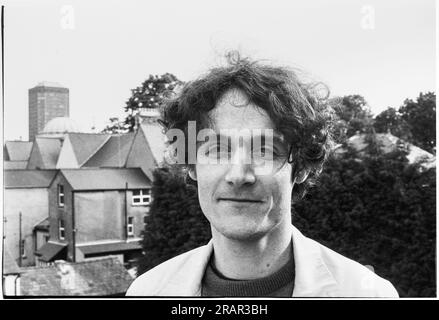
[188, 167, 197, 181]
[294, 168, 310, 184]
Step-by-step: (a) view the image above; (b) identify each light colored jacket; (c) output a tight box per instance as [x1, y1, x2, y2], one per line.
[126, 225, 399, 297]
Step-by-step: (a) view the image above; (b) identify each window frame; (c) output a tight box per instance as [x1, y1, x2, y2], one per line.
[58, 184, 65, 207]
[131, 189, 151, 206]
[127, 216, 134, 236]
[58, 220, 65, 240]
[21, 239, 26, 258]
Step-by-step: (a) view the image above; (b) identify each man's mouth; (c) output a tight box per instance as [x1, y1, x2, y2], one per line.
[218, 198, 263, 203]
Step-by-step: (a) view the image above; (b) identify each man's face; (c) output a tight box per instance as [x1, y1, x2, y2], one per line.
[193, 89, 295, 241]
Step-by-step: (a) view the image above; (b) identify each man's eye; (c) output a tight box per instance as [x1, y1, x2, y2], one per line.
[206, 144, 230, 157]
[253, 146, 271, 157]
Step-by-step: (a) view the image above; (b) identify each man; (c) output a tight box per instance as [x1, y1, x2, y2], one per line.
[126, 54, 399, 297]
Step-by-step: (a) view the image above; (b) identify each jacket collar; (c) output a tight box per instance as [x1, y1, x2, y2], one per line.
[290, 225, 339, 297]
[157, 225, 339, 297]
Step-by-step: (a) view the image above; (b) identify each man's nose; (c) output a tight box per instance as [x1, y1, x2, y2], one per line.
[224, 147, 256, 186]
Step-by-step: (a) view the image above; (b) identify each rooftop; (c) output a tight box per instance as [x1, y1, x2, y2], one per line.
[19, 256, 134, 296]
[67, 132, 111, 165]
[4, 169, 58, 188]
[42, 117, 82, 134]
[77, 240, 141, 256]
[35, 81, 64, 88]
[83, 133, 135, 168]
[4, 141, 33, 161]
[35, 137, 63, 168]
[140, 122, 167, 164]
[3, 161, 28, 170]
[60, 167, 150, 190]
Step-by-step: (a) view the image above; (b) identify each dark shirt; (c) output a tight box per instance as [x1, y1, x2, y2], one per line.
[201, 250, 295, 297]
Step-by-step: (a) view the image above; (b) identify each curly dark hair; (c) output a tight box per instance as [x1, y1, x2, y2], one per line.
[159, 52, 335, 200]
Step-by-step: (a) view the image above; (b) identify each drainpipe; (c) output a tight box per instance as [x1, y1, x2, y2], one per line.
[71, 191, 76, 262]
[14, 275, 19, 296]
[124, 182, 128, 240]
[18, 212, 22, 267]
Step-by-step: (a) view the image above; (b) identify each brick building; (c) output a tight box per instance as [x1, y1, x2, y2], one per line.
[28, 82, 69, 141]
[35, 168, 151, 268]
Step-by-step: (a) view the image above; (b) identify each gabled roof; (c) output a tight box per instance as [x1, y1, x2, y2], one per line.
[37, 138, 62, 168]
[83, 133, 135, 168]
[34, 218, 50, 231]
[59, 168, 150, 190]
[4, 141, 33, 161]
[3, 161, 28, 170]
[19, 256, 134, 296]
[125, 125, 163, 181]
[4, 170, 58, 189]
[139, 121, 167, 164]
[35, 242, 67, 262]
[67, 133, 110, 166]
[27, 137, 62, 169]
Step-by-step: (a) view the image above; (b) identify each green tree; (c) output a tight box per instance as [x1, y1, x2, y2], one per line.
[333, 95, 374, 140]
[373, 92, 435, 154]
[103, 73, 182, 133]
[293, 137, 436, 297]
[399, 92, 436, 153]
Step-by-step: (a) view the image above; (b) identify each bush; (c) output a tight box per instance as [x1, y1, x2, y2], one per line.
[293, 146, 436, 297]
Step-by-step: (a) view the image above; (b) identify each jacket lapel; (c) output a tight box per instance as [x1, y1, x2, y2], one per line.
[157, 241, 213, 296]
[291, 225, 340, 297]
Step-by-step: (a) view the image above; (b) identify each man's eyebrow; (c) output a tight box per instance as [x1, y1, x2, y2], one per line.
[196, 132, 286, 146]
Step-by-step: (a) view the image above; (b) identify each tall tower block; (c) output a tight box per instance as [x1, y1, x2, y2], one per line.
[28, 82, 69, 141]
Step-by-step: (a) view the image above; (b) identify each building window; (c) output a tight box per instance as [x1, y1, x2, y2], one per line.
[59, 220, 65, 240]
[127, 217, 134, 236]
[132, 189, 151, 205]
[21, 240, 26, 258]
[58, 184, 65, 207]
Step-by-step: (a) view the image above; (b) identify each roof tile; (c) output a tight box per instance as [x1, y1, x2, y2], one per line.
[83, 133, 135, 167]
[60, 168, 150, 190]
[68, 133, 110, 166]
[4, 141, 33, 161]
[4, 170, 57, 188]
[20, 256, 134, 296]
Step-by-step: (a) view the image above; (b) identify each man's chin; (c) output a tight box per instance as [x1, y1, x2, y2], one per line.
[213, 225, 268, 242]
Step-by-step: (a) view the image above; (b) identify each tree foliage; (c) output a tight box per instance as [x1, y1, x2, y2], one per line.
[332, 95, 374, 141]
[399, 92, 436, 153]
[293, 137, 436, 297]
[374, 92, 436, 154]
[103, 73, 182, 133]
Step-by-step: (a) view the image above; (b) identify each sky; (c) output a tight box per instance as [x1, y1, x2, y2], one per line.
[2, 0, 436, 141]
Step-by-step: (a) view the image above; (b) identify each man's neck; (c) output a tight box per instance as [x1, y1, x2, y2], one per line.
[210, 222, 293, 280]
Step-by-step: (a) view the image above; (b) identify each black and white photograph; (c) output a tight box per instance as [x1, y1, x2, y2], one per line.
[1, 0, 436, 301]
